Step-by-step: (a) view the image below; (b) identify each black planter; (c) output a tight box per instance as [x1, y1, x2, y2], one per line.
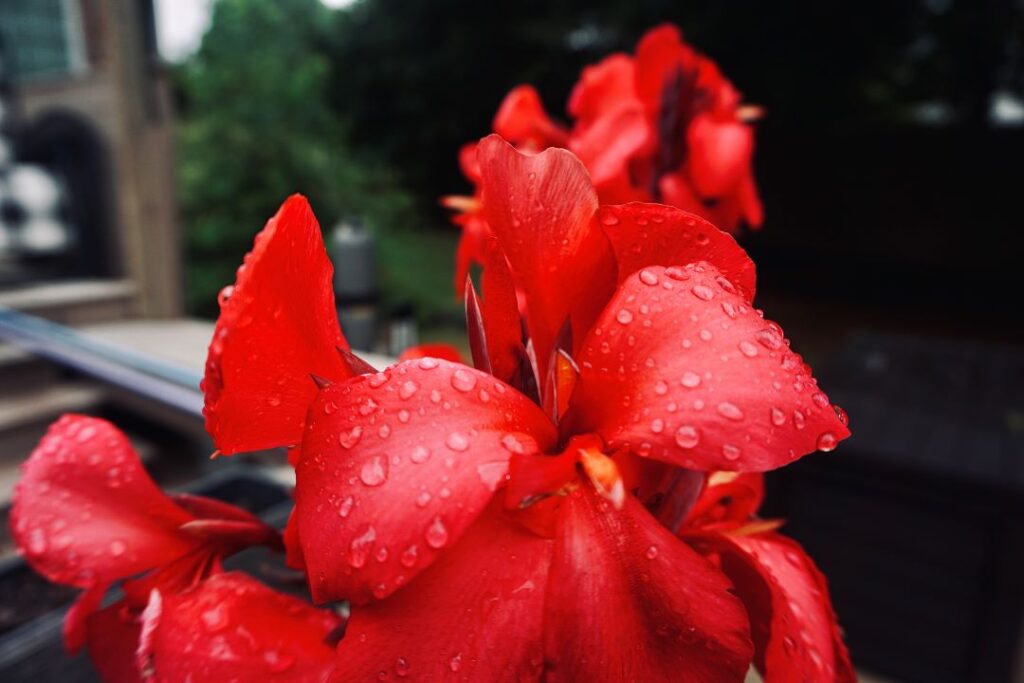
[0, 467, 294, 682]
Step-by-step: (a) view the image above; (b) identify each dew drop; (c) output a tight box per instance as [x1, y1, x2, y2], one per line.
[646, 545, 659, 560]
[793, 410, 806, 430]
[395, 657, 411, 677]
[415, 491, 432, 508]
[426, 517, 449, 548]
[349, 527, 377, 568]
[445, 432, 469, 452]
[109, 540, 126, 557]
[601, 212, 619, 226]
[738, 341, 759, 358]
[681, 371, 701, 388]
[770, 407, 786, 426]
[360, 456, 389, 487]
[339, 426, 363, 449]
[400, 545, 419, 568]
[399, 381, 419, 399]
[451, 369, 477, 392]
[722, 444, 742, 461]
[692, 284, 715, 301]
[675, 425, 700, 449]
[817, 432, 838, 452]
[654, 380, 669, 395]
[449, 653, 463, 672]
[410, 445, 431, 464]
[717, 402, 744, 421]
[338, 495, 354, 518]
[417, 358, 439, 370]
[833, 404, 849, 426]
[616, 308, 634, 325]
[639, 270, 659, 286]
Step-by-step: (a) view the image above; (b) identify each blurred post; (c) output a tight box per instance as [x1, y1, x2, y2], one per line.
[330, 217, 376, 351]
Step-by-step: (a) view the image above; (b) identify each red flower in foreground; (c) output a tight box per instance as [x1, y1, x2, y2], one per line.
[446, 23, 763, 291]
[203, 135, 850, 680]
[9, 415, 340, 681]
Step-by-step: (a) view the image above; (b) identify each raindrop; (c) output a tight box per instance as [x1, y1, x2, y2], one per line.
[654, 380, 669, 395]
[770, 407, 786, 426]
[601, 213, 620, 226]
[339, 426, 363, 449]
[717, 402, 744, 421]
[338, 496, 354, 518]
[738, 341, 759, 358]
[395, 657, 411, 677]
[446, 432, 470, 452]
[415, 491, 432, 508]
[681, 371, 701, 388]
[451, 369, 477, 393]
[400, 545, 419, 568]
[360, 457, 389, 487]
[650, 419, 664, 434]
[639, 270, 659, 286]
[616, 309, 634, 325]
[692, 284, 714, 301]
[817, 432, 838, 452]
[722, 444, 742, 461]
[793, 410, 806, 430]
[417, 358, 439, 370]
[410, 445, 431, 464]
[646, 545, 659, 560]
[109, 540, 126, 557]
[675, 425, 700, 449]
[399, 381, 419, 399]
[449, 653, 463, 672]
[349, 527, 377, 568]
[218, 285, 235, 307]
[426, 517, 449, 548]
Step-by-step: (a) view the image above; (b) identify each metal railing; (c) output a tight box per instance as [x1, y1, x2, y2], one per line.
[0, 306, 204, 417]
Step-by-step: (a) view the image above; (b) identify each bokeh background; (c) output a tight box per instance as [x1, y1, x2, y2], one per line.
[0, 1, 1021, 681]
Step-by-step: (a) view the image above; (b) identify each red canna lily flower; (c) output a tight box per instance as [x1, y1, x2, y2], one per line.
[680, 473, 856, 682]
[446, 23, 763, 292]
[203, 135, 849, 680]
[9, 415, 339, 681]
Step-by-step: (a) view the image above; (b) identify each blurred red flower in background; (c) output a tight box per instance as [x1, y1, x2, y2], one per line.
[445, 23, 763, 293]
[196, 135, 849, 680]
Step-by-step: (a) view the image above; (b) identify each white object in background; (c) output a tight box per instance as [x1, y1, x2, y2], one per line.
[18, 217, 69, 254]
[7, 165, 62, 214]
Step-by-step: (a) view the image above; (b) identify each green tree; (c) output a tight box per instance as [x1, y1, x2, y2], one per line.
[176, 0, 414, 316]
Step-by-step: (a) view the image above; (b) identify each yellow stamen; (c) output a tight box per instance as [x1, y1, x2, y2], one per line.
[577, 445, 625, 510]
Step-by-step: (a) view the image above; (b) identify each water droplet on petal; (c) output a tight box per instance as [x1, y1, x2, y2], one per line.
[738, 341, 759, 358]
[646, 545, 659, 560]
[360, 456, 389, 486]
[109, 540, 126, 557]
[349, 527, 377, 568]
[339, 426, 363, 449]
[722, 444, 742, 461]
[417, 358, 439, 370]
[399, 381, 419, 399]
[793, 410, 806, 430]
[639, 270, 659, 286]
[616, 308, 634, 325]
[817, 432, 838, 451]
[445, 432, 470, 452]
[338, 496, 354, 517]
[601, 213, 619, 226]
[426, 517, 449, 548]
[451, 369, 477, 392]
[410, 445, 431, 463]
[681, 371, 701, 388]
[675, 425, 700, 449]
[771, 407, 786, 426]
[400, 545, 419, 568]
[692, 284, 714, 301]
[395, 657, 411, 677]
[717, 402, 744, 421]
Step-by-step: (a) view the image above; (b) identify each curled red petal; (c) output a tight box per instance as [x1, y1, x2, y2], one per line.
[64, 581, 109, 654]
[477, 134, 616, 378]
[332, 504, 551, 682]
[137, 572, 341, 683]
[493, 85, 568, 148]
[295, 360, 556, 604]
[684, 472, 766, 529]
[691, 532, 855, 683]
[283, 507, 306, 571]
[10, 415, 199, 588]
[202, 194, 354, 455]
[598, 202, 756, 300]
[570, 264, 850, 472]
[543, 486, 753, 681]
[397, 343, 465, 364]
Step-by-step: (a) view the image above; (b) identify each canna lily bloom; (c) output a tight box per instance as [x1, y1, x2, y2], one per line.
[203, 135, 850, 680]
[680, 473, 856, 682]
[9, 415, 340, 682]
[446, 23, 763, 292]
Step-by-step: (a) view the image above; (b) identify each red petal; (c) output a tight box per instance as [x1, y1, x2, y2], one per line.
[692, 533, 855, 683]
[332, 505, 551, 682]
[10, 416, 199, 587]
[480, 237, 523, 384]
[203, 195, 353, 455]
[598, 202, 756, 301]
[283, 507, 306, 571]
[569, 100, 650, 186]
[493, 85, 568, 148]
[477, 134, 616, 378]
[568, 53, 637, 125]
[138, 572, 340, 682]
[686, 113, 754, 198]
[85, 601, 143, 683]
[397, 344, 465, 364]
[570, 264, 850, 472]
[457, 141, 481, 183]
[295, 360, 556, 603]
[544, 486, 753, 681]
[634, 24, 698, 119]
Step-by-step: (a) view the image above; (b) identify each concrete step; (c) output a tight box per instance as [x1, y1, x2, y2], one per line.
[0, 279, 137, 325]
[0, 344, 61, 399]
[0, 383, 106, 468]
